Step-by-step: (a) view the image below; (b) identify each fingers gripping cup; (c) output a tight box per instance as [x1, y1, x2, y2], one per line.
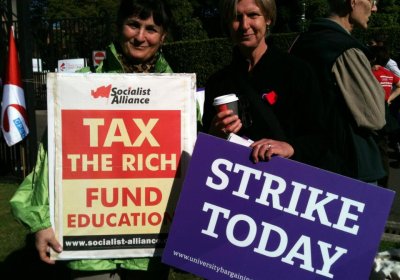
[213, 94, 239, 115]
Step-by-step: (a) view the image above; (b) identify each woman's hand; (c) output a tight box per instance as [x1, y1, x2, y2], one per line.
[250, 139, 294, 163]
[35, 227, 63, 265]
[209, 110, 242, 138]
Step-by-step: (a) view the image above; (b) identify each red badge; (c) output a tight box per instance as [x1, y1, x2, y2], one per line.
[262, 90, 278, 105]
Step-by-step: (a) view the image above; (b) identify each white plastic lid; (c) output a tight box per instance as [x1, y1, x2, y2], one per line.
[213, 94, 238, 106]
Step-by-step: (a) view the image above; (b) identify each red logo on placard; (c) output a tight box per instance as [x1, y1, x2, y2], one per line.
[91, 84, 112, 98]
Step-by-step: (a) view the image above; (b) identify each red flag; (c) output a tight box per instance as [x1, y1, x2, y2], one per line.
[1, 25, 29, 146]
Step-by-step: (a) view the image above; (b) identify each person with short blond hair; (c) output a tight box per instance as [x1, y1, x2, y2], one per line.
[202, 0, 326, 166]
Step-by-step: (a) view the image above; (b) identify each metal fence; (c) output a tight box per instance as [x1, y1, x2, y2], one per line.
[0, 13, 114, 177]
[32, 14, 113, 109]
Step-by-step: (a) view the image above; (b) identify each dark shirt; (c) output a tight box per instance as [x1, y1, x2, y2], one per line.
[290, 18, 386, 182]
[202, 44, 327, 167]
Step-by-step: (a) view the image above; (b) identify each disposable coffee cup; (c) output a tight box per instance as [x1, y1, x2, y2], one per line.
[213, 94, 239, 115]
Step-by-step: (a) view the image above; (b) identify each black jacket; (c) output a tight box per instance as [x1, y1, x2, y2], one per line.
[290, 18, 385, 181]
[202, 44, 327, 167]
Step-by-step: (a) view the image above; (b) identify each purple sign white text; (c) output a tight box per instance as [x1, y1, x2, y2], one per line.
[162, 133, 395, 279]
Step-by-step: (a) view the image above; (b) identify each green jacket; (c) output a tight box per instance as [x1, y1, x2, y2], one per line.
[10, 43, 174, 271]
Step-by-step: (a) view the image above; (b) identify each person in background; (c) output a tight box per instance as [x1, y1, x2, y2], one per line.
[368, 43, 400, 156]
[10, 0, 172, 279]
[370, 45, 400, 178]
[370, 45, 400, 105]
[384, 55, 400, 78]
[202, 0, 326, 166]
[385, 54, 400, 78]
[368, 36, 400, 77]
[290, 0, 386, 184]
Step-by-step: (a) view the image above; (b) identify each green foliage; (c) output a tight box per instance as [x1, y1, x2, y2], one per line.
[0, 178, 27, 262]
[165, 0, 208, 41]
[29, 1, 400, 88]
[270, 33, 299, 52]
[379, 240, 400, 252]
[368, 0, 400, 27]
[44, 0, 209, 41]
[163, 38, 232, 87]
[353, 26, 400, 61]
[46, 0, 118, 18]
[304, 0, 329, 19]
[38, 0, 400, 41]
[274, 0, 328, 33]
[274, 6, 292, 32]
[369, 13, 399, 28]
[46, 0, 77, 18]
[163, 33, 300, 88]
[275, 0, 399, 32]
[163, 26, 400, 89]
[376, 0, 400, 14]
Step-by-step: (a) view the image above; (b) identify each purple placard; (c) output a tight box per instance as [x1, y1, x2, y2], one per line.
[162, 133, 395, 280]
